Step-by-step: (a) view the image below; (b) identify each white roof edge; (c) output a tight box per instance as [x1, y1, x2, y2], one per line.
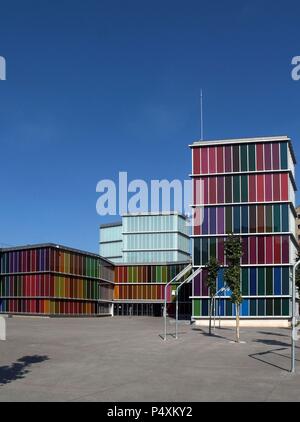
[189, 136, 291, 148]
[122, 212, 187, 218]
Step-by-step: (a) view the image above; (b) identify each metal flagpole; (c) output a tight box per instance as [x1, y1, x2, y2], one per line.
[200, 89, 204, 141]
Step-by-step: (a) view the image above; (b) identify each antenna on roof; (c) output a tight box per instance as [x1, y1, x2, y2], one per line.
[200, 89, 204, 141]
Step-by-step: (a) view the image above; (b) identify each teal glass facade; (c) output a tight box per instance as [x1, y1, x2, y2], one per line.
[100, 213, 191, 264]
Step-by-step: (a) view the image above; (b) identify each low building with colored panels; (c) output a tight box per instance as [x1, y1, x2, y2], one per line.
[113, 262, 192, 317]
[0, 244, 115, 316]
[190, 136, 298, 326]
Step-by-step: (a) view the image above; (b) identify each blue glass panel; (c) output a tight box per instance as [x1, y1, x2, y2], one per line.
[210, 207, 216, 235]
[217, 269, 223, 291]
[241, 299, 249, 316]
[250, 268, 257, 295]
[202, 299, 209, 316]
[274, 267, 281, 295]
[234, 206, 240, 233]
[203, 208, 209, 235]
[219, 299, 225, 316]
[241, 205, 248, 233]
[282, 267, 290, 295]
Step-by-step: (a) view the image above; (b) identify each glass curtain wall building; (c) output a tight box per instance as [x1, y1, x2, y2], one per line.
[100, 213, 190, 264]
[190, 136, 298, 326]
[0, 244, 115, 316]
[100, 213, 192, 317]
[99, 222, 123, 263]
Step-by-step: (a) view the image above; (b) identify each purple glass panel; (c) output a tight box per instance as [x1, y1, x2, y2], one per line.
[217, 207, 225, 234]
[210, 207, 216, 234]
[217, 176, 225, 204]
[202, 270, 209, 296]
[193, 273, 201, 296]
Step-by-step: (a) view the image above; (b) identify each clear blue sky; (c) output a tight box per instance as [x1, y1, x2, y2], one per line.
[0, 0, 299, 253]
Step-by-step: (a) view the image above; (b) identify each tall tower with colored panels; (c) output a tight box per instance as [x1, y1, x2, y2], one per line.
[190, 136, 297, 326]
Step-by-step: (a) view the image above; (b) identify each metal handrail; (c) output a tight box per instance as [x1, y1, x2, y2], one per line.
[175, 266, 203, 339]
[291, 260, 300, 373]
[163, 264, 192, 341]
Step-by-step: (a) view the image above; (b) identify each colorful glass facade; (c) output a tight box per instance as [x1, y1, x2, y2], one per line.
[114, 262, 192, 317]
[0, 244, 115, 316]
[190, 136, 297, 321]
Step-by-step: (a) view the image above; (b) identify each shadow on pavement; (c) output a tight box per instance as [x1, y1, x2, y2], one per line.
[257, 331, 289, 338]
[253, 338, 298, 348]
[249, 348, 290, 372]
[0, 355, 49, 386]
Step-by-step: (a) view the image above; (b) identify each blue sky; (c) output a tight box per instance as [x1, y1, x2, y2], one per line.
[0, 0, 299, 253]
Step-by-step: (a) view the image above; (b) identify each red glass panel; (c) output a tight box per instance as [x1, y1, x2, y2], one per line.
[274, 236, 281, 264]
[242, 237, 249, 265]
[193, 148, 200, 175]
[264, 143, 272, 170]
[265, 174, 273, 201]
[282, 235, 289, 263]
[217, 146, 224, 173]
[209, 147, 216, 174]
[201, 147, 208, 174]
[257, 175, 265, 202]
[249, 175, 256, 202]
[250, 237, 257, 264]
[257, 144, 264, 171]
[273, 174, 281, 201]
[272, 143, 280, 170]
[280, 173, 289, 201]
[209, 177, 217, 204]
[258, 237, 265, 264]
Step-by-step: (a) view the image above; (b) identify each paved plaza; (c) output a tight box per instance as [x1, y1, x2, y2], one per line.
[0, 316, 299, 402]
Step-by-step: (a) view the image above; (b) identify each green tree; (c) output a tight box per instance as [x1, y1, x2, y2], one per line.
[224, 234, 243, 343]
[205, 258, 221, 335]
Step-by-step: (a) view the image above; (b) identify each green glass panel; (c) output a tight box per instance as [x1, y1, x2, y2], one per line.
[250, 299, 257, 316]
[274, 299, 281, 316]
[258, 299, 265, 316]
[242, 268, 249, 296]
[233, 176, 240, 203]
[226, 300, 232, 316]
[248, 144, 256, 171]
[210, 238, 216, 259]
[202, 238, 208, 266]
[274, 205, 281, 232]
[266, 299, 273, 316]
[157, 266, 162, 283]
[225, 207, 232, 233]
[241, 175, 248, 202]
[282, 299, 289, 316]
[193, 300, 201, 317]
[266, 267, 273, 295]
[281, 204, 289, 232]
[258, 268, 265, 295]
[240, 144, 248, 172]
[280, 142, 288, 170]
